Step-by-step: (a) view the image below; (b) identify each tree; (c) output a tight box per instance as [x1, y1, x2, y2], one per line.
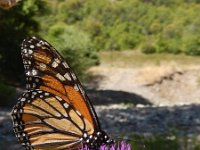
[0, 0, 45, 85]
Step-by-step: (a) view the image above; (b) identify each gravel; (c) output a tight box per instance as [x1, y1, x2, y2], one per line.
[1, 103, 200, 149]
[1, 66, 200, 149]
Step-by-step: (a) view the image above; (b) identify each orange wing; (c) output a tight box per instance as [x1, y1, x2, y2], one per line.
[21, 36, 99, 129]
[12, 90, 94, 150]
[12, 36, 113, 150]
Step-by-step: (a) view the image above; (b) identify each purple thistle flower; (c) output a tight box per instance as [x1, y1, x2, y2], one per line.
[80, 141, 131, 150]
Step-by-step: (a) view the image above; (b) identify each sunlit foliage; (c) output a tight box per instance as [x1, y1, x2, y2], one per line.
[40, 0, 200, 54]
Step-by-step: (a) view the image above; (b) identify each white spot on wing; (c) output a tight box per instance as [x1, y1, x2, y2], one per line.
[56, 96, 62, 101]
[39, 63, 47, 71]
[28, 50, 33, 54]
[24, 60, 27, 64]
[23, 49, 27, 53]
[27, 61, 31, 65]
[39, 40, 45, 45]
[21, 98, 26, 102]
[71, 72, 76, 80]
[74, 84, 79, 91]
[56, 73, 65, 81]
[45, 42, 50, 46]
[44, 92, 50, 96]
[62, 62, 69, 68]
[52, 61, 58, 68]
[32, 92, 37, 95]
[30, 45, 34, 49]
[36, 43, 41, 47]
[83, 133, 87, 138]
[32, 69, 37, 76]
[26, 71, 31, 76]
[64, 103, 69, 108]
[24, 65, 29, 70]
[76, 110, 81, 116]
[64, 73, 71, 81]
[55, 58, 60, 64]
[13, 109, 17, 114]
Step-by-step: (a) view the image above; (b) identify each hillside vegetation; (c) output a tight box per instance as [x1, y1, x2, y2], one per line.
[41, 0, 200, 55]
[0, 0, 200, 86]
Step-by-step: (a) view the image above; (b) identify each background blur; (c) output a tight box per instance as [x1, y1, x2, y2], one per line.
[0, 0, 200, 149]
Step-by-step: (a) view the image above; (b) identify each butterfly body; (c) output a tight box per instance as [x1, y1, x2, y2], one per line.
[12, 37, 113, 150]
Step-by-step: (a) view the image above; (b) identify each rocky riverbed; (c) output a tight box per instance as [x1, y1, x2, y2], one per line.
[1, 66, 200, 149]
[1, 103, 200, 149]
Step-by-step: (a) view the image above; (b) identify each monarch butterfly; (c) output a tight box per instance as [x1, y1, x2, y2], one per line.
[0, 0, 20, 9]
[11, 37, 113, 150]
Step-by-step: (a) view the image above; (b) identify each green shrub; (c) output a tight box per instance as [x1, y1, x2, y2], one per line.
[37, 0, 200, 55]
[167, 40, 181, 54]
[46, 23, 99, 80]
[156, 37, 169, 53]
[141, 42, 156, 54]
[184, 37, 200, 55]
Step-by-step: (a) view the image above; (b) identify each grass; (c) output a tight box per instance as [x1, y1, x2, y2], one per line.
[99, 51, 200, 68]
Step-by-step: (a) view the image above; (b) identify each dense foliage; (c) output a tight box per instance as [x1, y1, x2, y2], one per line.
[40, 0, 200, 55]
[46, 23, 99, 78]
[1, 0, 200, 86]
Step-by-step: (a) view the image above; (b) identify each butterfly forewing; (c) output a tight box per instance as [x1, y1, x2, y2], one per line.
[12, 37, 113, 150]
[21, 37, 99, 129]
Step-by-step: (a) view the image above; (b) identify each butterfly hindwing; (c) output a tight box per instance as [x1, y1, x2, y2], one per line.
[12, 90, 95, 150]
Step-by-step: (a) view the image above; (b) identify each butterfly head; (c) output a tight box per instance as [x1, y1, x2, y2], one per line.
[82, 130, 114, 149]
